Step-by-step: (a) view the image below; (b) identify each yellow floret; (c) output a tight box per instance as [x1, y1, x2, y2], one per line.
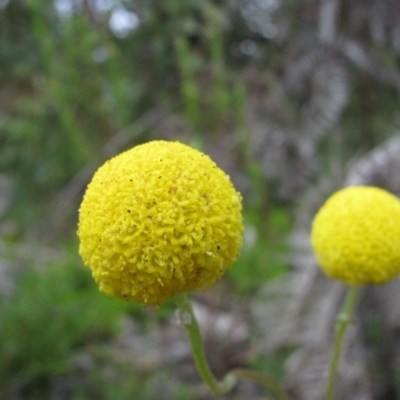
[311, 186, 400, 285]
[78, 140, 243, 305]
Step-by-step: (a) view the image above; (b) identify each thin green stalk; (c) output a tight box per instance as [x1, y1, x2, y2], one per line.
[175, 293, 290, 400]
[229, 369, 290, 400]
[175, 293, 234, 394]
[326, 285, 359, 400]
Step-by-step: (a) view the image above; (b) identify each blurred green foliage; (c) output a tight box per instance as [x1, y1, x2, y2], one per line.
[0, 256, 128, 395]
[0, 0, 248, 229]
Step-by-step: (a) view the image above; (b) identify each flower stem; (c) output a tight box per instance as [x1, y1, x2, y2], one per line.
[175, 293, 290, 400]
[326, 285, 359, 400]
[229, 369, 290, 400]
[175, 293, 234, 394]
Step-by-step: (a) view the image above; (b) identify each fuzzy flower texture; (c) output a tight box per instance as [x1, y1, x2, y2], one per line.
[311, 186, 400, 285]
[78, 141, 243, 305]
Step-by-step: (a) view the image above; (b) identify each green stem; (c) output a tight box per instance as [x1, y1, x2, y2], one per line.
[175, 293, 290, 400]
[326, 285, 359, 400]
[175, 293, 233, 394]
[229, 369, 290, 400]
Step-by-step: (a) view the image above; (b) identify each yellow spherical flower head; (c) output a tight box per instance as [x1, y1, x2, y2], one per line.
[78, 141, 243, 305]
[311, 186, 400, 285]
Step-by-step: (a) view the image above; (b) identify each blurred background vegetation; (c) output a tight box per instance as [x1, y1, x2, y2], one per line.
[1, 0, 400, 399]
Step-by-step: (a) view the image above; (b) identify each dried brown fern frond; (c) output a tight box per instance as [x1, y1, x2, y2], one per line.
[300, 60, 350, 142]
[346, 133, 400, 194]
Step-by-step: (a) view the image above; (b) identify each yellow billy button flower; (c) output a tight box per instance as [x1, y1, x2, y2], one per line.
[78, 141, 243, 305]
[311, 186, 400, 285]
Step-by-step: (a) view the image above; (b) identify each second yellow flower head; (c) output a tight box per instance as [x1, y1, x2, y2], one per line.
[311, 186, 400, 285]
